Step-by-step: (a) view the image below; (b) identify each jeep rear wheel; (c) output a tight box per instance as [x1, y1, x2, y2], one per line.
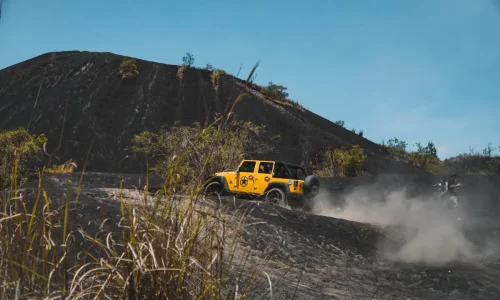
[265, 188, 287, 207]
[203, 181, 223, 197]
[303, 175, 320, 196]
[309, 184, 319, 197]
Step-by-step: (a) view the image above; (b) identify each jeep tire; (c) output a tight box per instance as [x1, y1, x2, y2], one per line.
[203, 181, 223, 197]
[303, 175, 320, 197]
[265, 187, 287, 207]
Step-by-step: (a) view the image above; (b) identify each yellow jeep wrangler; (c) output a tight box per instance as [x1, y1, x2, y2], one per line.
[201, 159, 320, 209]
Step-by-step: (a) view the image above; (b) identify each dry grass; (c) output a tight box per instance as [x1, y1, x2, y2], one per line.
[0, 150, 275, 299]
[44, 159, 78, 174]
[0, 87, 286, 298]
[210, 69, 225, 91]
[119, 57, 139, 78]
[0, 63, 305, 298]
[177, 65, 187, 82]
[313, 145, 368, 177]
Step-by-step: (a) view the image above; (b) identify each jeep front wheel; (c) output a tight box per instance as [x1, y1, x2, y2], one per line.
[265, 188, 287, 207]
[203, 181, 223, 197]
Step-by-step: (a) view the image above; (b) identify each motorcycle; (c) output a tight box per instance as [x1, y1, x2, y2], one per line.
[432, 179, 463, 220]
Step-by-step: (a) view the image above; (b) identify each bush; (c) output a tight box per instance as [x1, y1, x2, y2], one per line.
[261, 82, 289, 100]
[182, 52, 195, 67]
[487, 157, 500, 174]
[334, 120, 345, 127]
[119, 57, 139, 78]
[44, 159, 78, 173]
[130, 95, 272, 194]
[0, 128, 47, 190]
[385, 137, 408, 156]
[444, 150, 500, 175]
[0, 98, 275, 299]
[313, 144, 368, 177]
[205, 63, 214, 71]
[381, 138, 444, 173]
[407, 141, 443, 172]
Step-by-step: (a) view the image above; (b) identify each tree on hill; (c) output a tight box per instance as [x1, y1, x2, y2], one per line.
[182, 52, 195, 67]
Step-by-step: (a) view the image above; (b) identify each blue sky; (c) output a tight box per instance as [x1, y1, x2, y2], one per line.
[1, 0, 499, 159]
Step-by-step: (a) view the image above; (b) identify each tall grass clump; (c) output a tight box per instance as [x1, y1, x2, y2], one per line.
[119, 57, 139, 78]
[129, 94, 273, 195]
[44, 159, 78, 174]
[313, 144, 368, 177]
[0, 128, 47, 191]
[0, 93, 276, 298]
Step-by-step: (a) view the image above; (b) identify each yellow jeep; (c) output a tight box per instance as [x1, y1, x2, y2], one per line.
[201, 159, 320, 209]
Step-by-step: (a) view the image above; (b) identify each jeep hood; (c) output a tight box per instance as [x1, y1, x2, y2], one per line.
[214, 171, 237, 176]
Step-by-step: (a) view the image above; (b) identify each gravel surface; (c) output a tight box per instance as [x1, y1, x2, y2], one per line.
[10, 172, 500, 300]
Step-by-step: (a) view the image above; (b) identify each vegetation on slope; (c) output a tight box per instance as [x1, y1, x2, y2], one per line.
[376, 137, 500, 176]
[1, 50, 499, 298]
[0, 69, 290, 298]
[313, 144, 368, 177]
[442, 144, 500, 175]
[129, 94, 273, 194]
[0, 118, 283, 299]
[0, 128, 47, 190]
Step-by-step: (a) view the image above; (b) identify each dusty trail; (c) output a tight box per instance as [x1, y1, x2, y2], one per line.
[12, 172, 500, 299]
[219, 192, 500, 300]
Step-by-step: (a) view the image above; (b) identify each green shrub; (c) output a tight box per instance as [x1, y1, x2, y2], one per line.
[130, 96, 272, 194]
[380, 137, 446, 173]
[261, 82, 289, 100]
[385, 137, 408, 156]
[486, 157, 500, 174]
[0, 128, 47, 190]
[444, 151, 500, 175]
[0, 100, 275, 299]
[313, 144, 368, 177]
[119, 57, 139, 78]
[407, 141, 443, 173]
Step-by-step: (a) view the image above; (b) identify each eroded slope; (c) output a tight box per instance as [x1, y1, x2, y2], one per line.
[1, 51, 429, 177]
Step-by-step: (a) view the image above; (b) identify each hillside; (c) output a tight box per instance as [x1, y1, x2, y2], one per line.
[0, 50, 430, 177]
[1, 51, 500, 300]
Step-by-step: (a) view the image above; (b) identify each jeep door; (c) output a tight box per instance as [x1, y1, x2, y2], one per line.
[252, 161, 275, 194]
[235, 160, 257, 194]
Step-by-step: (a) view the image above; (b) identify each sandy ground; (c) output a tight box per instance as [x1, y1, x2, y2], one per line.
[10, 172, 500, 300]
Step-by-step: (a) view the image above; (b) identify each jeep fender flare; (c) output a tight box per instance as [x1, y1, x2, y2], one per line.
[264, 182, 290, 194]
[203, 176, 230, 191]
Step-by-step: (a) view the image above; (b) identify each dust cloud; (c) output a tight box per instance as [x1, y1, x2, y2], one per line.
[309, 180, 500, 267]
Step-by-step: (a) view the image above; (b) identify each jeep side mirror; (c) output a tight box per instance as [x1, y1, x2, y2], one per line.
[236, 167, 240, 173]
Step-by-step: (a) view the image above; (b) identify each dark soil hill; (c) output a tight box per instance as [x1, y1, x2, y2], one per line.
[0, 50, 430, 177]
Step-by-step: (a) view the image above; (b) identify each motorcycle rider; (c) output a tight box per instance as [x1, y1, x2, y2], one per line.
[438, 175, 462, 208]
